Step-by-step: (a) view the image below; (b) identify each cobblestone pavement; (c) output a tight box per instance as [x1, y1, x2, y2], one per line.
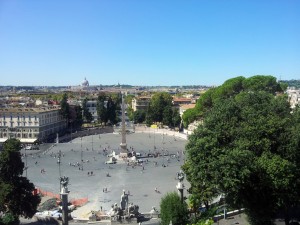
[23, 131, 188, 221]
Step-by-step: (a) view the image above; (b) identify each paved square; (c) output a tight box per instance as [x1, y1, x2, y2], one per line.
[23, 131, 188, 219]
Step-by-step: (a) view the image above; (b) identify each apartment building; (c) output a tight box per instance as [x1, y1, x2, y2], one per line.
[172, 97, 192, 106]
[0, 106, 66, 144]
[131, 96, 151, 111]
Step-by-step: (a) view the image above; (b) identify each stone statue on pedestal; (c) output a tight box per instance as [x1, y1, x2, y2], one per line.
[176, 170, 184, 182]
[120, 190, 128, 210]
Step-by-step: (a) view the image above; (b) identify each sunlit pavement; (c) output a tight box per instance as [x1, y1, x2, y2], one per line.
[22, 132, 187, 220]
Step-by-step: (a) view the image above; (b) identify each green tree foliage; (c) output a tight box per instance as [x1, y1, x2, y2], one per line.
[96, 93, 107, 125]
[73, 105, 83, 127]
[106, 96, 117, 124]
[60, 93, 70, 124]
[183, 86, 300, 225]
[146, 92, 173, 125]
[160, 192, 189, 225]
[132, 110, 146, 123]
[182, 108, 199, 128]
[82, 98, 93, 123]
[172, 108, 181, 128]
[124, 94, 135, 105]
[110, 92, 122, 110]
[242, 75, 282, 93]
[0, 139, 41, 224]
[281, 79, 300, 89]
[182, 75, 285, 128]
[145, 103, 153, 127]
[162, 105, 173, 127]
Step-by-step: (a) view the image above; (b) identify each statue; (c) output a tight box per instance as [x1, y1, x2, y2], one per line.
[60, 176, 69, 189]
[128, 203, 139, 216]
[176, 170, 184, 182]
[120, 190, 128, 210]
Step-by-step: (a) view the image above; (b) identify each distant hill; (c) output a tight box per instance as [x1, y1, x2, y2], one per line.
[280, 80, 300, 89]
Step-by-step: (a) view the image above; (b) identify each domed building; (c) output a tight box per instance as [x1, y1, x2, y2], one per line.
[81, 77, 89, 88]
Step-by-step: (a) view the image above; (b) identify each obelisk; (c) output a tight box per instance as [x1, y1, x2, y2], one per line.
[119, 93, 128, 157]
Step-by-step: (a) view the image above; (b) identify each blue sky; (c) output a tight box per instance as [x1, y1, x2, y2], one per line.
[0, 0, 299, 86]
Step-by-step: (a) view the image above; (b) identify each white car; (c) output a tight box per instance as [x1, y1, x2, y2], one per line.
[25, 145, 32, 150]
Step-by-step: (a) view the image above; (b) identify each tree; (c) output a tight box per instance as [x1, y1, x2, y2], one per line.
[73, 105, 83, 127]
[172, 108, 181, 129]
[182, 75, 285, 128]
[0, 139, 41, 224]
[160, 192, 189, 225]
[82, 98, 93, 123]
[162, 105, 173, 127]
[60, 93, 70, 125]
[106, 96, 117, 124]
[183, 88, 300, 225]
[147, 92, 173, 125]
[132, 110, 146, 123]
[96, 93, 107, 125]
[145, 103, 153, 127]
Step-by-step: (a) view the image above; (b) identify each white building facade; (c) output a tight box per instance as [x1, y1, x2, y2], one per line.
[0, 106, 66, 144]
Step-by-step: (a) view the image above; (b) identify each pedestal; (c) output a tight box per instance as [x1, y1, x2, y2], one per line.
[60, 192, 69, 225]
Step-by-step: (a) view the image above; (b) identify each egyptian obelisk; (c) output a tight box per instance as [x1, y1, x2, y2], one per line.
[119, 93, 128, 157]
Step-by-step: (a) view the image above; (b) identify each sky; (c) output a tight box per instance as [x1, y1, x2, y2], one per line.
[0, 0, 299, 87]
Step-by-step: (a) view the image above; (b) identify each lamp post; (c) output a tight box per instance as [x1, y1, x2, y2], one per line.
[80, 137, 83, 171]
[60, 176, 69, 225]
[92, 133, 94, 151]
[176, 170, 185, 204]
[57, 150, 62, 191]
[24, 147, 28, 177]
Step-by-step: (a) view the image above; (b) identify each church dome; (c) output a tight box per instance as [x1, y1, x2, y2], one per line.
[81, 77, 89, 87]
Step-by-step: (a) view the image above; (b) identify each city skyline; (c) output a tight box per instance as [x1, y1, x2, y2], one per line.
[0, 0, 299, 86]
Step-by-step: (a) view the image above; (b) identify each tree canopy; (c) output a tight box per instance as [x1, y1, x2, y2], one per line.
[82, 98, 93, 123]
[182, 75, 286, 128]
[160, 191, 189, 225]
[59, 93, 70, 124]
[145, 92, 177, 126]
[96, 93, 107, 125]
[0, 139, 40, 224]
[182, 76, 300, 225]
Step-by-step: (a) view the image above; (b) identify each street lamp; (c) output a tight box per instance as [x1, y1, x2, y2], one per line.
[92, 133, 94, 151]
[57, 150, 62, 192]
[60, 176, 69, 225]
[176, 170, 185, 203]
[24, 146, 28, 178]
[80, 137, 83, 171]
